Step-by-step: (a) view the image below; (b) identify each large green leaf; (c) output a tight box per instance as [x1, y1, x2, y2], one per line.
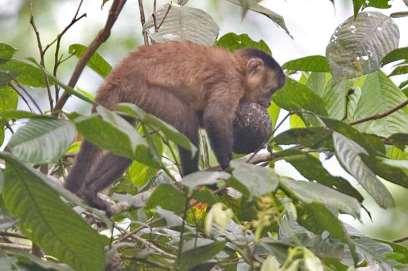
[231, 161, 279, 197]
[272, 78, 328, 116]
[7, 119, 76, 164]
[0, 60, 53, 87]
[0, 152, 107, 271]
[283, 56, 330, 72]
[298, 203, 358, 264]
[349, 71, 408, 137]
[69, 44, 112, 78]
[75, 106, 149, 161]
[282, 151, 363, 202]
[145, 4, 219, 45]
[322, 117, 384, 156]
[216, 33, 271, 54]
[272, 127, 332, 149]
[279, 177, 361, 217]
[326, 12, 399, 80]
[332, 132, 394, 208]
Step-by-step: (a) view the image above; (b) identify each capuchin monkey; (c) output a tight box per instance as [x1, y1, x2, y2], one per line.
[65, 41, 285, 211]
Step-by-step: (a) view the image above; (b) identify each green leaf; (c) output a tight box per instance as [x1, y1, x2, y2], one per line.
[231, 161, 279, 197]
[298, 203, 358, 265]
[75, 106, 150, 162]
[279, 176, 361, 217]
[7, 119, 76, 164]
[0, 110, 45, 120]
[382, 47, 408, 65]
[273, 127, 332, 148]
[389, 65, 408, 77]
[178, 241, 225, 271]
[216, 33, 271, 54]
[225, 0, 291, 37]
[0, 152, 107, 271]
[361, 155, 408, 189]
[272, 78, 328, 116]
[124, 160, 158, 189]
[283, 56, 330, 72]
[0, 43, 16, 63]
[282, 151, 363, 201]
[69, 44, 112, 78]
[267, 102, 280, 128]
[326, 12, 399, 80]
[145, 184, 186, 214]
[332, 131, 394, 208]
[322, 117, 384, 155]
[182, 171, 230, 190]
[353, 0, 391, 16]
[0, 60, 53, 87]
[349, 71, 408, 137]
[0, 86, 18, 112]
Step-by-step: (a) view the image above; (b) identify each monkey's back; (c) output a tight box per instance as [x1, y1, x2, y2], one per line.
[95, 42, 242, 110]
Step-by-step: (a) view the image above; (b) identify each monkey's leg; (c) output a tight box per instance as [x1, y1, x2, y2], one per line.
[65, 140, 100, 193]
[79, 153, 131, 211]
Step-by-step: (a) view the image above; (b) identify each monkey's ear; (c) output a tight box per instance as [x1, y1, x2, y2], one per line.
[247, 58, 264, 74]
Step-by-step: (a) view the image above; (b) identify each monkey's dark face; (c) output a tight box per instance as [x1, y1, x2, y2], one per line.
[244, 59, 285, 107]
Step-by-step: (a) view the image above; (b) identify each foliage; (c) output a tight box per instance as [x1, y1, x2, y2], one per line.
[0, 0, 407, 270]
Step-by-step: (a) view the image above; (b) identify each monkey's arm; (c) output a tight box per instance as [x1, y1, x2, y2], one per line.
[203, 85, 242, 170]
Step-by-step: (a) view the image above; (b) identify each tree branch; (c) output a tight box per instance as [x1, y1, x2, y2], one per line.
[137, 0, 149, 45]
[350, 99, 408, 125]
[53, 0, 127, 113]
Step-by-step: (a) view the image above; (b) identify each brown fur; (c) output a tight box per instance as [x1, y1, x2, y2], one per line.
[65, 41, 284, 211]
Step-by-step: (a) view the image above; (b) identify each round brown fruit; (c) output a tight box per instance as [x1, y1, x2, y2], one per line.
[233, 102, 272, 154]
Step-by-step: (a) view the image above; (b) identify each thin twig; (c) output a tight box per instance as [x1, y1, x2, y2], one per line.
[176, 197, 190, 268]
[29, 10, 53, 111]
[132, 234, 176, 259]
[8, 83, 35, 113]
[138, 0, 149, 45]
[52, 0, 86, 101]
[350, 99, 408, 125]
[13, 81, 43, 114]
[53, 0, 127, 113]
[394, 236, 408, 243]
[152, 2, 172, 32]
[157, 4, 171, 30]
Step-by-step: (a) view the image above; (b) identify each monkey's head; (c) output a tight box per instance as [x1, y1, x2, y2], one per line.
[236, 48, 285, 108]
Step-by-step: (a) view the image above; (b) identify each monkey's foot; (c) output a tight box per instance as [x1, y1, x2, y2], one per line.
[79, 189, 114, 216]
